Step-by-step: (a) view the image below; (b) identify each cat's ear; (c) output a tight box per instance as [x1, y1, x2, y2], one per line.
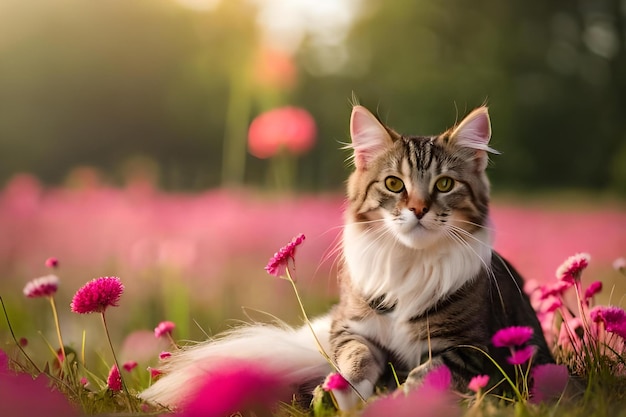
[350, 106, 393, 170]
[449, 106, 499, 170]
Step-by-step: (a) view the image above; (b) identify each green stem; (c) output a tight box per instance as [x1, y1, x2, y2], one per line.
[48, 296, 66, 371]
[0, 296, 42, 374]
[100, 312, 135, 412]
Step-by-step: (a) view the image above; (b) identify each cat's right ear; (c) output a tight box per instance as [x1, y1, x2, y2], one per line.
[350, 106, 393, 170]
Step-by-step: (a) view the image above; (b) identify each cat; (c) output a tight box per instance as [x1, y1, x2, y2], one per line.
[139, 104, 553, 411]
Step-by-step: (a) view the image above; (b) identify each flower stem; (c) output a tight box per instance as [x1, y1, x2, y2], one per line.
[100, 312, 135, 412]
[285, 268, 366, 403]
[48, 296, 66, 372]
[0, 296, 42, 374]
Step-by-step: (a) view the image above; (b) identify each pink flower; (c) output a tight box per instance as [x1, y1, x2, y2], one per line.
[70, 277, 124, 314]
[507, 345, 536, 365]
[421, 365, 452, 391]
[248, 107, 316, 159]
[154, 321, 176, 338]
[584, 281, 603, 303]
[123, 361, 138, 372]
[177, 361, 290, 417]
[19, 337, 28, 347]
[591, 306, 626, 338]
[468, 375, 490, 392]
[45, 257, 59, 269]
[23, 274, 59, 298]
[107, 364, 122, 391]
[159, 351, 172, 360]
[539, 281, 572, 300]
[265, 233, 306, 277]
[322, 372, 349, 392]
[530, 364, 569, 403]
[148, 367, 163, 379]
[613, 257, 626, 272]
[556, 253, 590, 283]
[80, 377, 89, 386]
[492, 326, 534, 348]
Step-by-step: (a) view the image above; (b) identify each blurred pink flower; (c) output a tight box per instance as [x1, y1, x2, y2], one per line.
[468, 374, 489, 392]
[507, 345, 536, 365]
[159, 351, 172, 360]
[248, 107, 316, 159]
[556, 253, 590, 283]
[23, 274, 59, 298]
[80, 377, 89, 386]
[584, 281, 603, 303]
[492, 326, 534, 348]
[362, 377, 459, 417]
[148, 367, 163, 379]
[70, 277, 124, 314]
[530, 363, 569, 403]
[253, 47, 297, 90]
[177, 361, 290, 417]
[0, 349, 79, 417]
[154, 321, 176, 338]
[265, 233, 305, 277]
[107, 364, 122, 392]
[590, 306, 626, 338]
[45, 257, 59, 269]
[539, 281, 572, 300]
[421, 365, 452, 391]
[123, 361, 138, 372]
[322, 372, 349, 392]
[19, 337, 28, 347]
[614, 257, 626, 272]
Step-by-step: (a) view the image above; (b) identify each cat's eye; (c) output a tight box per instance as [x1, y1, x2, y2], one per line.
[384, 176, 405, 193]
[435, 176, 455, 193]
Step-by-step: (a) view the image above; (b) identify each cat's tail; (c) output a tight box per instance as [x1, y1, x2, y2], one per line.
[138, 314, 333, 408]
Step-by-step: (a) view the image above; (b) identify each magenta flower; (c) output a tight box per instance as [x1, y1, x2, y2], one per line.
[159, 351, 172, 360]
[23, 274, 59, 298]
[322, 372, 349, 392]
[248, 107, 317, 159]
[507, 345, 536, 365]
[148, 367, 163, 379]
[492, 326, 534, 348]
[154, 321, 176, 338]
[123, 361, 138, 372]
[584, 281, 603, 303]
[80, 377, 89, 386]
[544, 298, 563, 313]
[539, 281, 572, 300]
[556, 253, 590, 283]
[422, 365, 452, 391]
[591, 306, 626, 338]
[177, 361, 290, 417]
[468, 375, 490, 392]
[107, 364, 122, 391]
[70, 277, 124, 314]
[530, 364, 569, 403]
[265, 233, 306, 277]
[45, 257, 59, 269]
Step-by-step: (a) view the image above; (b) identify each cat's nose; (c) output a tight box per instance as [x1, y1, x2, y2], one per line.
[409, 205, 429, 219]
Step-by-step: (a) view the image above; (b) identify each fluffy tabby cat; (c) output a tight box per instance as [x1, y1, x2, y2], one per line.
[140, 105, 552, 410]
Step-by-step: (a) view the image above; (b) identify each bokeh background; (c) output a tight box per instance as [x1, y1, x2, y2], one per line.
[1, 0, 625, 365]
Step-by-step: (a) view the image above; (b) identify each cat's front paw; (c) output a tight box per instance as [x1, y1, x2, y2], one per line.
[403, 359, 446, 394]
[330, 379, 373, 411]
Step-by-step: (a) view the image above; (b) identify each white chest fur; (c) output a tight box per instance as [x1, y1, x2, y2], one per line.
[342, 222, 492, 362]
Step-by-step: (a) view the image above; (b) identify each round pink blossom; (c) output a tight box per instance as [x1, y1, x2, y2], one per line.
[492, 326, 534, 348]
[507, 345, 536, 365]
[80, 377, 89, 386]
[107, 364, 122, 391]
[248, 107, 316, 159]
[70, 277, 124, 314]
[322, 372, 349, 392]
[265, 233, 305, 277]
[556, 253, 590, 283]
[530, 364, 569, 403]
[23, 274, 59, 298]
[584, 281, 603, 303]
[123, 361, 138, 372]
[154, 321, 176, 338]
[148, 367, 163, 379]
[590, 306, 626, 338]
[468, 374, 490, 392]
[45, 257, 59, 269]
[159, 351, 172, 360]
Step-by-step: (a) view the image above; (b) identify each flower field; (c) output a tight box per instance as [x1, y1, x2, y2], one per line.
[1, 173, 625, 416]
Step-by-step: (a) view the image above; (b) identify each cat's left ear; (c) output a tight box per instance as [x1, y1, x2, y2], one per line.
[448, 106, 499, 171]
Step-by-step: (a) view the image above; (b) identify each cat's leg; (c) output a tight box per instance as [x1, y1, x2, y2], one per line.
[331, 336, 386, 410]
[403, 356, 445, 393]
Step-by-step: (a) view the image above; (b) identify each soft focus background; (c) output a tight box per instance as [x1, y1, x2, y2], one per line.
[1, 0, 625, 365]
